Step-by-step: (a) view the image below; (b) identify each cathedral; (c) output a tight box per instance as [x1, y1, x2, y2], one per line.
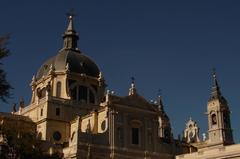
[0, 15, 240, 159]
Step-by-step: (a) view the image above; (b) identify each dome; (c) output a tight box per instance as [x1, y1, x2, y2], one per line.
[36, 50, 100, 80]
[36, 15, 100, 80]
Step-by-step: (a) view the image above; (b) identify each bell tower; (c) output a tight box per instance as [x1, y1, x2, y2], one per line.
[207, 70, 234, 146]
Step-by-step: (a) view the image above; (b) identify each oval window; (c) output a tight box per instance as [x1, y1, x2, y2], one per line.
[53, 131, 62, 141]
[101, 120, 106, 131]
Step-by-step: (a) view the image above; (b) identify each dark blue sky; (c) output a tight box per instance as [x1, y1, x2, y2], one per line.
[1, 1, 240, 141]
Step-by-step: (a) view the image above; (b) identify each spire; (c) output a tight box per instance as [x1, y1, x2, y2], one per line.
[157, 89, 164, 111]
[211, 68, 221, 99]
[128, 77, 137, 96]
[67, 14, 74, 31]
[62, 13, 79, 51]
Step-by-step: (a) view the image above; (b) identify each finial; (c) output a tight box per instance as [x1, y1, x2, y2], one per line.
[65, 63, 69, 72]
[158, 89, 161, 98]
[131, 77, 135, 84]
[212, 68, 218, 87]
[49, 64, 55, 75]
[99, 72, 103, 79]
[129, 77, 137, 96]
[67, 8, 76, 18]
[98, 72, 105, 87]
[46, 81, 51, 94]
[157, 89, 164, 111]
[202, 133, 206, 141]
[98, 72, 104, 81]
[212, 67, 216, 77]
[32, 75, 36, 82]
[31, 75, 36, 86]
[66, 9, 76, 31]
[130, 77, 136, 89]
[189, 116, 192, 121]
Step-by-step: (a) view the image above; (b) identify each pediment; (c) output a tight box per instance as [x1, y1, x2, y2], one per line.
[113, 93, 157, 112]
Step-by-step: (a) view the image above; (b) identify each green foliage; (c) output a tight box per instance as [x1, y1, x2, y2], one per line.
[0, 35, 12, 103]
[0, 126, 61, 159]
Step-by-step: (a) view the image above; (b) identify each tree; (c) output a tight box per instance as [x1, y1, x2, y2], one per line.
[0, 35, 12, 103]
[0, 126, 62, 159]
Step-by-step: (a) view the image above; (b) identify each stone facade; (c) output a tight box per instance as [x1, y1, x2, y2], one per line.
[10, 15, 183, 159]
[176, 144, 240, 159]
[0, 15, 240, 159]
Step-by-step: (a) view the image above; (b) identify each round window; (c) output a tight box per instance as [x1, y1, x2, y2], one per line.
[53, 131, 62, 141]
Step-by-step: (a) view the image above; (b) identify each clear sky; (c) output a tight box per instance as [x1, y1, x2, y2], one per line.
[1, 0, 240, 141]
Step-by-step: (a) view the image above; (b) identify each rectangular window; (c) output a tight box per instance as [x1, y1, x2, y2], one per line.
[132, 128, 139, 145]
[40, 108, 43, 116]
[56, 82, 61, 98]
[117, 127, 124, 146]
[56, 108, 60, 116]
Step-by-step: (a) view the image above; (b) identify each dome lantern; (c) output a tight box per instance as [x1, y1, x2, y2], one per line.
[62, 14, 79, 51]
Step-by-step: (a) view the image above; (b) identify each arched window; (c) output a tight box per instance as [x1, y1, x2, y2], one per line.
[79, 86, 87, 103]
[37, 88, 42, 98]
[71, 87, 77, 100]
[56, 82, 61, 98]
[89, 90, 95, 104]
[211, 114, 217, 125]
[70, 85, 96, 104]
[41, 88, 46, 98]
[223, 112, 230, 128]
[37, 87, 47, 99]
[40, 108, 43, 116]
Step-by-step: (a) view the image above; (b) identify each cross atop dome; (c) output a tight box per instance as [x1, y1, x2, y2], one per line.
[67, 9, 76, 18]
